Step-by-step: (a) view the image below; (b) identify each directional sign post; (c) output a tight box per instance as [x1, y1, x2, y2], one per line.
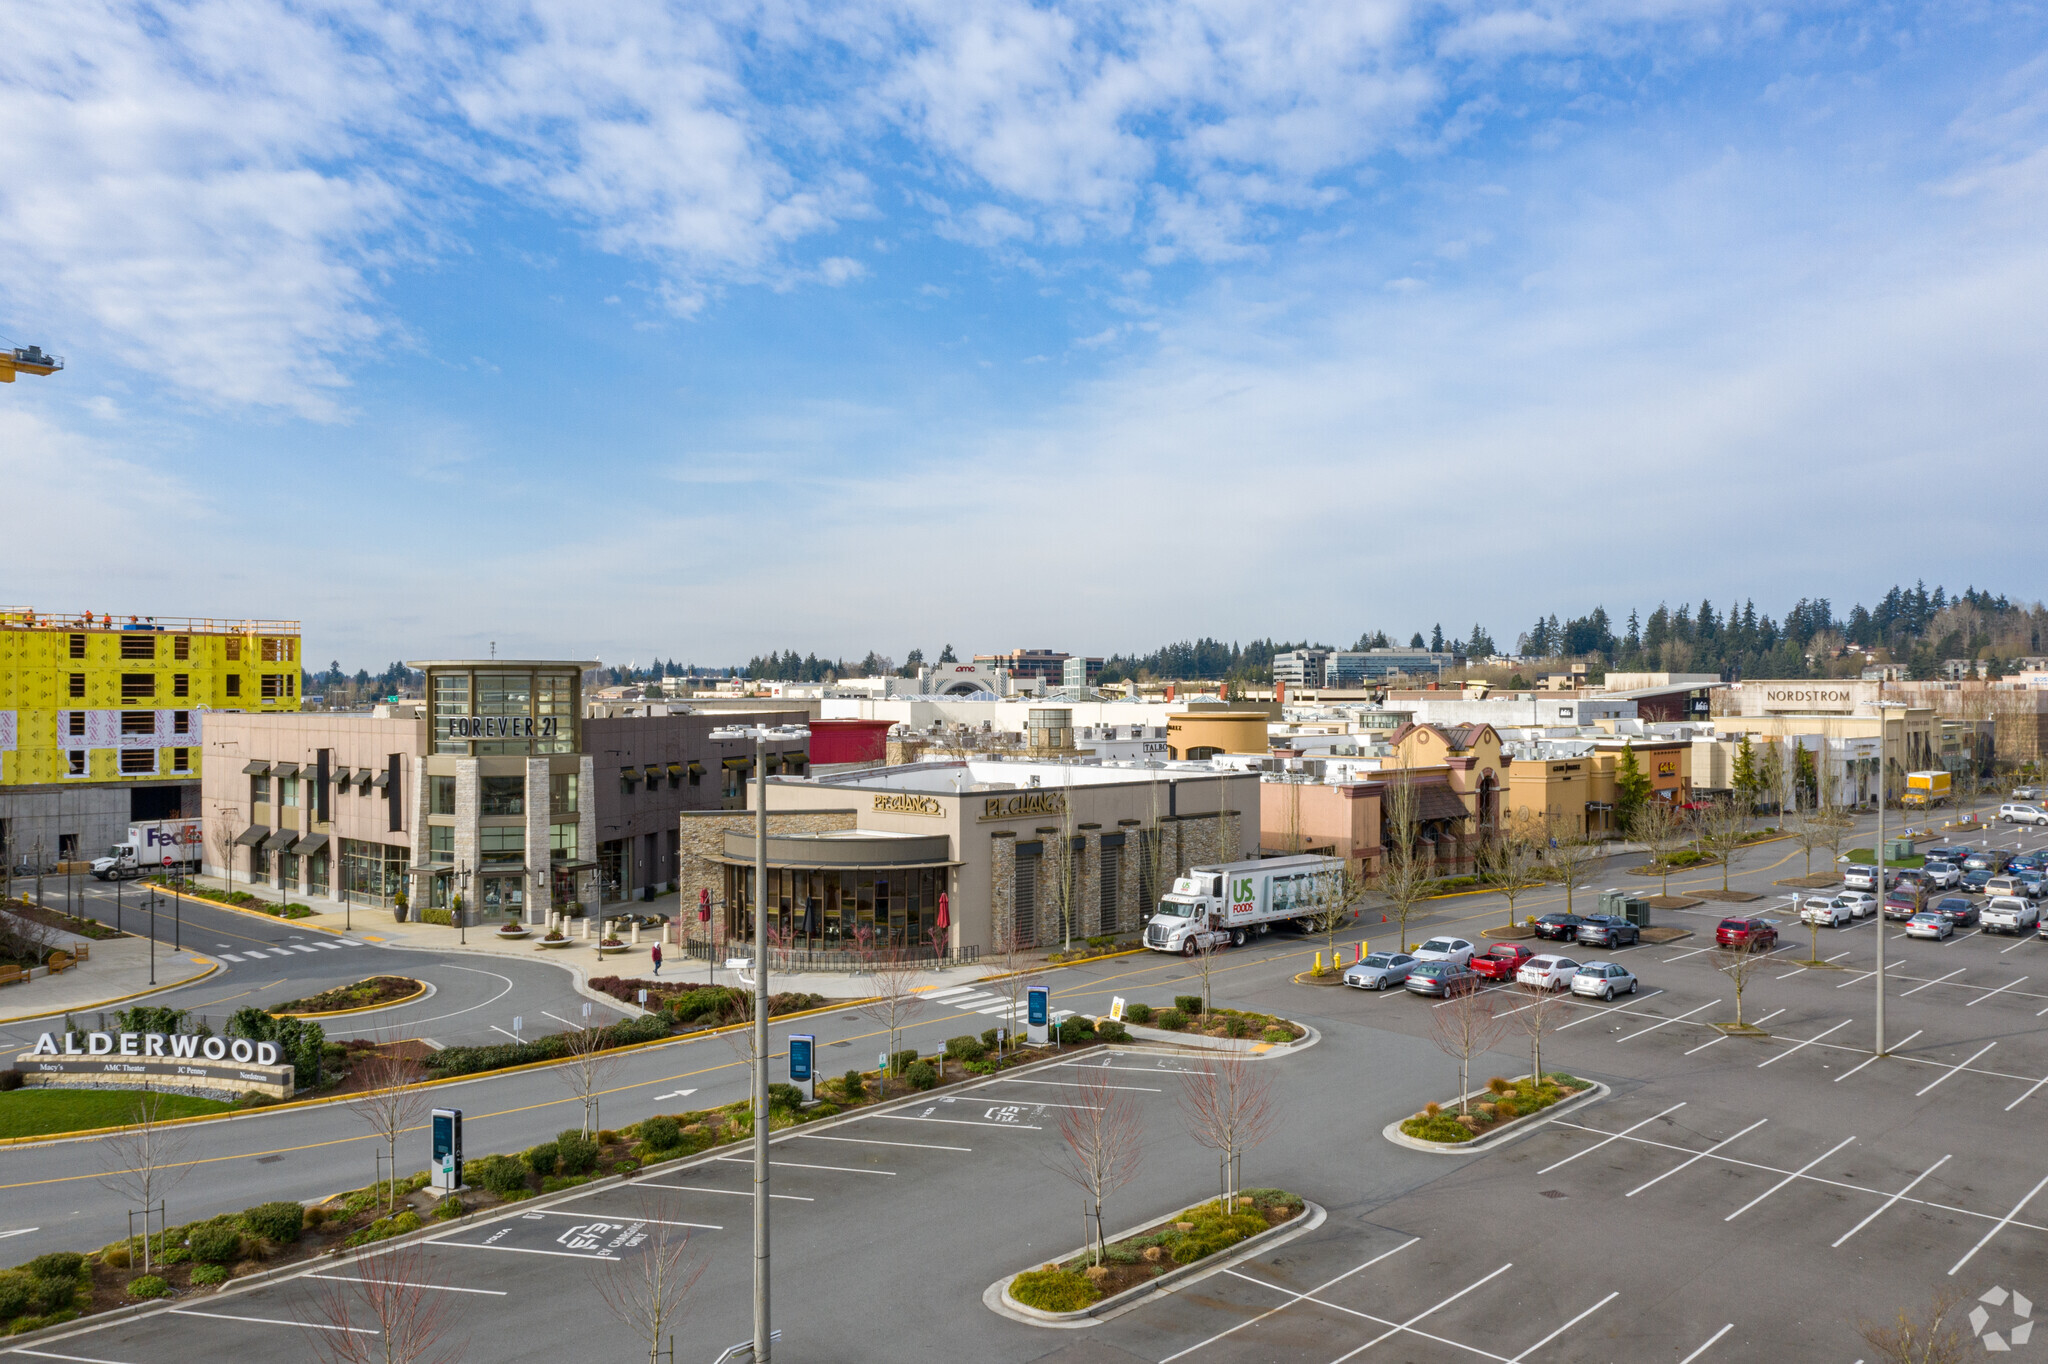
[513, 1015, 523, 1042]
[1026, 985, 1050, 1046]
[788, 1034, 814, 1103]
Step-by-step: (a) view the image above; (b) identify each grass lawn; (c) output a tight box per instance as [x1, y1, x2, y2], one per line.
[0, 1088, 233, 1139]
[1845, 848, 1927, 868]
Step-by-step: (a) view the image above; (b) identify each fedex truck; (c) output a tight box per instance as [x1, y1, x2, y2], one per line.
[1143, 854, 1346, 955]
[91, 820, 204, 879]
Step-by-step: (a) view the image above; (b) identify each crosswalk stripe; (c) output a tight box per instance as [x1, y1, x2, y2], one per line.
[948, 993, 997, 1008]
[974, 1004, 1019, 1014]
[922, 986, 977, 1001]
[336, 938, 363, 946]
[290, 945, 320, 954]
[318, 941, 346, 949]
[218, 953, 245, 962]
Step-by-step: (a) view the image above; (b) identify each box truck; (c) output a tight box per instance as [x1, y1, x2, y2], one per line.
[1143, 854, 1345, 954]
[1901, 770, 1953, 809]
[91, 820, 204, 879]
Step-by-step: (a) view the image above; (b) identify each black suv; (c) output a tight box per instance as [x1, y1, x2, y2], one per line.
[1533, 913, 1585, 942]
[1575, 914, 1640, 948]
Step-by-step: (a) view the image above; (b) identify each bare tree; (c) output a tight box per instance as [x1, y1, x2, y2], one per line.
[1543, 818, 1605, 917]
[986, 926, 1033, 1059]
[1044, 1070, 1146, 1266]
[301, 1242, 470, 1364]
[856, 949, 925, 1095]
[1176, 1053, 1277, 1204]
[344, 1045, 432, 1213]
[1477, 812, 1544, 931]
[588, 1200, 707, 1363]
[1510, 980, 1573, 1086]
[1696, 797, 1756, 895]
[1300, 858, 1365, 971]
[1857, 1285, 1970, 1364]
[1430, 984, 1511, 1114]
[558, 1018, 626, 1137]
[1714, 934, 1773, 1028]
[1191, 907, 1223, 1016]
[96, 1087, 193, 1271]
[211, 803, 244, 904]
[1630, 799, 1694, 899]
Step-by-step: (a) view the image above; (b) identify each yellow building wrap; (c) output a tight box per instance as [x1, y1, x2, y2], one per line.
[0, 609, 301, 787]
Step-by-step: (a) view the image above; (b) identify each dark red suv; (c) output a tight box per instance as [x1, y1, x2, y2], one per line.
[1716, 917, 1778, 949]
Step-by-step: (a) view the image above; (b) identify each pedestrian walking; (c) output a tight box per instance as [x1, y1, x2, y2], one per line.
[651, 941, 663, 976]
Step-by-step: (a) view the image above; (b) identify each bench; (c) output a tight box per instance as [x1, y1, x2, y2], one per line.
[0, 965, 25, 987]
[46, 951, 74, 974]
[72, 942, 89, 963]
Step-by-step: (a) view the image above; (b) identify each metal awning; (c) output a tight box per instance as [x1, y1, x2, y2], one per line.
[478, 864, 528, 876]
[552, 859, 599, 872]
[234, 824, 269, 847]
[371, 771, 390, 789]
[686, 761, 705, 775]
[722, 756, 752, 769]
[241, 760, 270, 775]
[1413, 784, 1470, 823]
[644, 765, 663, 783]
[357, 771, 374, 789]
[620, 769, 640, 785]
[333, 766, 352, 784]
[261, 828, 298, 852]
[665, 763, 684, 776]
[295, 833, 330, 857]
[272, 762, 300, 779]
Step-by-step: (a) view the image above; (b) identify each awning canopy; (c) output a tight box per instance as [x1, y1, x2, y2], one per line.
[552, 859, 599, 872]
[686, 761, 705, 775]
[271, 762, 300, 779]
[241, 760, 270, 776]
[261, 828, 298, 852]
[1412, 784, 1471, 824]
[644, 765, 662, 782]
[371, 771, 390, 789]
[665, 763, 684, 776]
[295, 833, 330, 857]
[722, 756, 752, 769]
[620, 769, 640, 785]
[234, 824, 269, 847]
[332, 766, 352, 784]
[357, 771, 374, 789]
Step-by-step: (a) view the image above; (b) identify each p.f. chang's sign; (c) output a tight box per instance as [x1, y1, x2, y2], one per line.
[979, 791, 1068, 821]
[872, 793, 944, 817]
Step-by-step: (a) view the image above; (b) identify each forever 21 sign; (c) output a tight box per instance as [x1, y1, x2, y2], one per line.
[443, 716, 560, 739]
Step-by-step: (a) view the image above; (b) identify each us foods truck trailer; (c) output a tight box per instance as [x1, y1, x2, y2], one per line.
[1144, 854, 1346, 955]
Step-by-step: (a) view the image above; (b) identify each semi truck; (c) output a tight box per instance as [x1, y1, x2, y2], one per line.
[1901, 770, 1952, 809]
[90, 820, 204, 879]
[1143, 854, 1346, 955]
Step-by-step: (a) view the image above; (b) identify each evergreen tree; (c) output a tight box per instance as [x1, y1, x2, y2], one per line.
[1429, 623, 1444, 652]
[1613, 746, 1653, 833]
[938, 644, 957, 663]
[1731, 736, 1761, 805]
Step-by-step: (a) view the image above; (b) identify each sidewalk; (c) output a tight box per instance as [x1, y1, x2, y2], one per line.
[0, 935, 217, 1026]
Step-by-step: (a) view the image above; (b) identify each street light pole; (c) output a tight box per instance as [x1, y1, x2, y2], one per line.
[752, 728, 770, 1364]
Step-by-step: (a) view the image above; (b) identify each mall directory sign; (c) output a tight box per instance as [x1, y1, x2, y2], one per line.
[1027, 985, 1050, 1045]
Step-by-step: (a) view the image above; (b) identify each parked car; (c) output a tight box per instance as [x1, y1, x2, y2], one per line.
[1986, 875, 2029, 900]
[2015, 873, 2048, 901]
[1884, 889, 1928, 921]
[1964, 850, 2014, 874]
[1716, 917, 1778, 949]
[1532, 913, 1585, 942]
[1932, 896, 1979, 928]
[1411, 936, 1477, 968]
[1905, 911, 1954, 940]
[1404, 960, 1480, 997]
[1925, 844, 1976, 865]
[1343, 951, 1418, 991]
[2010, 851, 2048, 874]
[1843, 864, 1901, 892]
[2013, 786, 2043, 801]
[1963, 869, 1997, 893]
[1981, 896, 2041, 935]
[1574, 915, 1640, 948]
[1921, 860, 1963, 890]
[1800, 895, 1866, 928]
[2000, 803, 2048, 826]
[1837, 890, 1879, 916]
[1571, 960, 1639, 1000]
[1516, 954, 1582, 990]
[1471, 943, 1537, 981]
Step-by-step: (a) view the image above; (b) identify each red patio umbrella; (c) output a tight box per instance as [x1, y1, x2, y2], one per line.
[935, 892, 950, 931]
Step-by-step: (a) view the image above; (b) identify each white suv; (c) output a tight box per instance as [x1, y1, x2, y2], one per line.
[2000, 803, 2048, 826]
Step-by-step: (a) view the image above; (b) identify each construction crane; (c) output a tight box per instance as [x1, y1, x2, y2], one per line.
[0, 345, 63, 382]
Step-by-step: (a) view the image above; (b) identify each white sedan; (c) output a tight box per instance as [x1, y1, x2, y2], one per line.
[1411, 937, 1477, 968]
[1516, 955, 1581, 991]
[1800, 895, 1871, 928]
[1921, 861, 1963, 890]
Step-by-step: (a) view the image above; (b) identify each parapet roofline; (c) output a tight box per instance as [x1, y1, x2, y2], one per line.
[405, 659, 602, 670]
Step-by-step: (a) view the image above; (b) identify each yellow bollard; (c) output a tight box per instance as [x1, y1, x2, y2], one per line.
[1313, 951, 1323, 974]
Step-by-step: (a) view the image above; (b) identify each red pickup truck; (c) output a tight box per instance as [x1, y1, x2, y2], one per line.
[1471, 942, 1537, 981]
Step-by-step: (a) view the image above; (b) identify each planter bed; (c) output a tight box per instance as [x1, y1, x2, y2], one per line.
[1641, 894, 1701, 910]
[1637, 926, 1691, 945]
[1116, 1000, 1302, 1045]
[1392, 1073, 1594, 1148]
[1006, 1190, 1307, 1316]
[1480, 924, 1538, 940]
[1693, 888, 1762, 903]
[273, 976, 423, 1016]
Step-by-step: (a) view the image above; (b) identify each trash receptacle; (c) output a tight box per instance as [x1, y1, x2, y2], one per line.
[1623, 895, 1650, 928]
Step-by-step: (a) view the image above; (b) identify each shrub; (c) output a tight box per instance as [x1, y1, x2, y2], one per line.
[841, 1070, 866, 1101]
[596, 1129, 619, 1146]
[524, 1142, 560, 1178]
[1222, 1015, 1248, 1039]
[101, 1245, 130, 1270]
[420, 907, 453, 926]
[1401, 1113, 1476, 1143]
[1487, 1076, 1512, 1096]
[766, 1083, 805, 1112]
[1010, 1267, 1102, 1313]
[1261, 1026, 1294, 1044]
[944, 1035, 986, 1062]
[637, 1115, 682, 1150]
[1163, 1200, 1266, 1262]
[1057, 1017, 1095, 1045]
[189, 1222, 244, 1265]
[391, 1211, 422, 1234]
[26, 1253, 83, 1281]
[1174, 995, 1203, 1015]
[0, 1271, 30, 1320]
[1423, 1101, 1442, 1118]
[0, 1071, 20, 1091]
[555, 1131, 599, 1176]
[980, 1028, 1001, 1050]
[303, 1206, 331, 1229]
[1095, 1019, 1130, 1043]
[158, 1247, 192, 1265]
[1156, 1009, 1187, 1031]
[905, 1061, 937, 1091]
[190, 1263, 230, 1285]
[470, 1154, 530, 1197]
[126, 1276, 171, 1300]
[1124, 1002, 1154, 1024]
[433, 1196, 465, 1221]
[241, 1201, 304, 1244]
[1495, 1098, 1520, 1120]
[890, 1048, 921, 1076]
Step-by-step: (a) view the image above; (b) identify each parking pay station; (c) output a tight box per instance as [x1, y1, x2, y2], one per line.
[788, 1033, 815, 1101]
[1026, 985, 1050, 1045]
[430, 1108, 464, 1192]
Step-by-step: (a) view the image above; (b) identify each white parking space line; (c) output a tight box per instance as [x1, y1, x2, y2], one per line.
[1825, 951, 1852, 962]
[1833, 1031, 1922, 1082]
[1617, 1002, 1718, 1042]
[991, 1076, 1163, 1093]
[1916, 1041, 1999, 1097]
[172, 1307, 375, 1332]
[1554, 991, 1667, 1031]
[1155, 1238, 1419, 1364]
[713, 1155, 894, 1176]
[875, 1113, 1042, 1130]
[1723, 1135, 1857, 1222]
[1055, 1061, 1211, 1076]
[1676, 1324, 1734, 1363]
[519, 1209, 722, 1229]
[1831, 1154, 1952, 1248]
[636, 1182, 814, 1202]
[1626, 1119, 1769, 1198]
[11, 1350, 141, 1363]
[1900, 968, 1967, 997]
[1326, 1263, 1514, 1364]
[1217, 1272, 1512, 1362]
[1538, 1103, 1687, 1174]
[792, 1133, 970, 1152]
[1506, 1291, 1620, 1362]
[1945, 929, 1984, 947]
[2001, 938, 2033, 954]
[1967, 976, 2030, 1006]
[1664, 945, 1715, 961]
[2006, 1073, 2048, 1112]
[1950, 1170, 2048, 1276]
[304, 1272, 509, 1294]
[1774, 966, 1807, 980]
[429, 1241, 617, 1260]
[1756, 1019, 1853, 1068]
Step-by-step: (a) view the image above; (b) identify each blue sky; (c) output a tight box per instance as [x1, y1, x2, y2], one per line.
[3, 2, 2044, 670]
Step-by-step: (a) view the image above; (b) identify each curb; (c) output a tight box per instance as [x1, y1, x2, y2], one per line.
[0, 960, 221, 1027]
[141, 881, 342, 934]
[1117, 1022, 1321, 1058]
[984, 1199, 1329, 1328]
[277, 979, 435, 1020]
[1383, 1080, 1611, 1155]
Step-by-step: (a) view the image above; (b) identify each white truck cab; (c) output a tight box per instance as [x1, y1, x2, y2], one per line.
[1143, 854, 1344, 955]
[90, 843, 144, 880]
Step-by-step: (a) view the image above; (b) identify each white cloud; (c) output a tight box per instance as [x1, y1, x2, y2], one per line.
[817, 256, 867, 285]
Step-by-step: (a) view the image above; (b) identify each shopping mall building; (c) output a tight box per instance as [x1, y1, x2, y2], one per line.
[199, 659, 806, 924]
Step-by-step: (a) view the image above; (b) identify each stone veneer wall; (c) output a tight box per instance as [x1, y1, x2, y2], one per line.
[676, 809, 860, 921]
[525, 758, 551, 924]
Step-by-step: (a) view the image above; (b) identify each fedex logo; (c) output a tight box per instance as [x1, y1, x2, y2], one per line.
[143, 826, 198, 848]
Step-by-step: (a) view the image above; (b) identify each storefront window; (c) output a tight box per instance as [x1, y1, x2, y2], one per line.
[308, 853, 330, 896]
[550, 823, 578, 861]
[432, 673, 470, 754]
[427, 826, 453, 863]
[430, 777, 456, 815]
[280, 853, 299, 891]
[480, 826, 524, 864]
[249, 846, 269, 885]
[551, 773, 578, 815]
[480, 776, 525, 816]
[341, 840, 408, 907]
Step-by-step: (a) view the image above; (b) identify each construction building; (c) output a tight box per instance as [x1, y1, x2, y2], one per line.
[0, 609, 302, 868]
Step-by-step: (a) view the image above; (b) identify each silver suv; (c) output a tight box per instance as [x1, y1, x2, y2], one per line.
[2000, 803, 2048, 826]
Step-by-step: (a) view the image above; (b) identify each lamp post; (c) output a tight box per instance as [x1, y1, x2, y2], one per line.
[1874, 703, 1904, 1059]
[454, 862, 473, 945]
[147, 878, 156, 987]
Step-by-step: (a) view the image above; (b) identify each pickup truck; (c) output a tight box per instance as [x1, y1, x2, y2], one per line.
[1471, 943, 1537, 981]
[1982, 896, 2041, 935]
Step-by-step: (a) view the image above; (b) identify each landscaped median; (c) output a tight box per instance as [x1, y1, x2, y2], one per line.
[992, 1191, 1322, 1324]
[273, 975, 426, 1017]
[1385, 1074, 1607, 1153]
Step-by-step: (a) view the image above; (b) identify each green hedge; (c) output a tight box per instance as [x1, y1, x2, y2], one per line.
[422, 1015, 670, 1078]
[1011, 1267, 1101, 1312]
